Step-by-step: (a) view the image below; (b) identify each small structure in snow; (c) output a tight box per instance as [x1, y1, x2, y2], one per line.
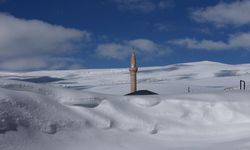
[240, 80, 246, 90]
[125, 90, 158, 96]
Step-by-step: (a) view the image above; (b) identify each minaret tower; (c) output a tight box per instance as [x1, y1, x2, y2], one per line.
[129, 48, 138, 93]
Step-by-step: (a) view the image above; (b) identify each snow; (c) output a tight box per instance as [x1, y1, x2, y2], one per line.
[0, 61, 250, 150]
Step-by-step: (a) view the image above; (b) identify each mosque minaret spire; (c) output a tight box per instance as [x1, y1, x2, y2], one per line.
[129, 48, 138, 93]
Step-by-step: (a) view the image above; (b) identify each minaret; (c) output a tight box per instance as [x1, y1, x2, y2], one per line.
[129, 48, 138, 93]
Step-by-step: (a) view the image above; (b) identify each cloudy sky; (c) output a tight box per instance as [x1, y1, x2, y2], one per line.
[0, 0, 250, 71]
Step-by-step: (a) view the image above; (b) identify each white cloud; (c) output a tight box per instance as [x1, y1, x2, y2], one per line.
[170, 38, 228, 50]
[0, 57, 48, 71]
[229, 33, 250, 48]
[112, 0, 173, 13]
[96, 39, 170, 59]
[96, 43, 130, 59]
[191, 0, 250, 26]
[0, 13, 90, 71]
[128, 39, 157, 52]
[170, 32, 250, 51]
[0, 56, 85, 71]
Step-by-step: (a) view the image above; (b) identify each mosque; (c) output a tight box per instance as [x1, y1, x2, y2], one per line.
[126, 48, 158, 96]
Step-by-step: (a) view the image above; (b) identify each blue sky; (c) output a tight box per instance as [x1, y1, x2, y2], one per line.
[0, 0, 250, 71]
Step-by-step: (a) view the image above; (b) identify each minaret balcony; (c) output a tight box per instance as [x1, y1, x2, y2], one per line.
[129, 67, 138, 72]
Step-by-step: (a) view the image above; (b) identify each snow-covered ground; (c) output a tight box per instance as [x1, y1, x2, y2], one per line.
[1, 61, 250, 150]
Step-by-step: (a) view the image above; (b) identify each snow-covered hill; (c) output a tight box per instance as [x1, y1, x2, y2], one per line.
[1, 61, 250, 150]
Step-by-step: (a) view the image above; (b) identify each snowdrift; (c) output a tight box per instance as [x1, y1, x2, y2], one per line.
[1, 79, 250, 135]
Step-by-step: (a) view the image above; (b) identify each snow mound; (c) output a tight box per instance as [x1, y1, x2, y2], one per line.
[0, 87, 84, 134]
[1, 79, 250, 137]
[0, 79, 108, 134]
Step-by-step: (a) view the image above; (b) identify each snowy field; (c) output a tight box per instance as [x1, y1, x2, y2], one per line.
[1, 61, 250, 150]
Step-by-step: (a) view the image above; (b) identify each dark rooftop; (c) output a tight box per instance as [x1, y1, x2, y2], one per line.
[125, 90, 158, 96]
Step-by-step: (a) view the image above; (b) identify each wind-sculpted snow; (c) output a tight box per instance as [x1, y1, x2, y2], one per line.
[0, 80, 107, 133]
[0, 84, 84, 134]
[1, 79, 250, 135]
[1, 61, 250, 150]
